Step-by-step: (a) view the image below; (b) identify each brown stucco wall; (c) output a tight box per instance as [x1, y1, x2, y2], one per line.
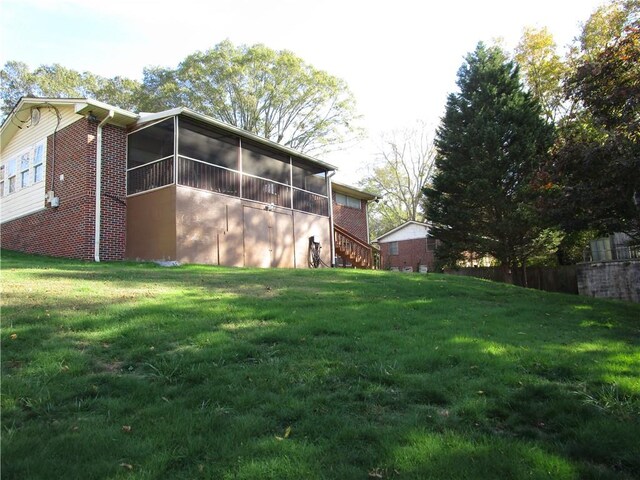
[126, 186, 176, 261]
[174, 186, 328, 268]
[242, 204, 295, 268]
[127, 183, 331, 268]
[176, 186, 244, 266]
[294, 210, 331, 268]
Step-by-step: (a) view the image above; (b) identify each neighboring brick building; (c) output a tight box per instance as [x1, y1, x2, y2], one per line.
[1, 97, 376, 269]
[375, 221, 439, 272]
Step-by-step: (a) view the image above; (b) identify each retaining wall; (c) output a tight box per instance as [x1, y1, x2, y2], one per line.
[577, 260, 640, 303]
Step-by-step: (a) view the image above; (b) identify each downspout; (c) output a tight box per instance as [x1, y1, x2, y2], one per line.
[327, 170, 336, 267]
[94, 110, 115, 262]
[365, 199, 373, 244]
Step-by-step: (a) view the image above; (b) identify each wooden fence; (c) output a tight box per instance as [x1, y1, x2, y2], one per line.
[443, 266, 578, 295]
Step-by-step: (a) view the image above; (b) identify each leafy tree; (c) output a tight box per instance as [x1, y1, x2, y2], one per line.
[1, 41, 360, 156]
[359, 122, 436, 239]
[0, 61, 37, 112]
[578, 0, 639, 59]
[424, 43, 554, 270]
[549, 20, 640, 240]
[515, 27, 569, 121]
[140, 40, 362, 156]
[0, 62, 143, 117]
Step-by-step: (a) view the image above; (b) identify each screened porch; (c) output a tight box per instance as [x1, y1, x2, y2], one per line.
[126, 115, 330, 217]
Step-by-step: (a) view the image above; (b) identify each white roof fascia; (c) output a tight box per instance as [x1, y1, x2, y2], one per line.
[133, 107, 337, 172]
[332, 181, 380, 201]
[136, 107, 186, 125]
[74, 99, 139, 121]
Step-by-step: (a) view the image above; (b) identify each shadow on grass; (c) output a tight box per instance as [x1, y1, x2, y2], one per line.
[2, 250, 639, 479]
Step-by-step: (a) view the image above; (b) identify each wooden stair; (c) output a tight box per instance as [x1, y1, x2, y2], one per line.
[334, 224, 379, 269]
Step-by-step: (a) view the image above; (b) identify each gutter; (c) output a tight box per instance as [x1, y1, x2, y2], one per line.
[327, 170, 336, 267]
[94, 110, 114, 262]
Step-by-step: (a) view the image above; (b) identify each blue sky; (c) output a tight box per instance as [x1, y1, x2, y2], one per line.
[1, 0, 604, 182]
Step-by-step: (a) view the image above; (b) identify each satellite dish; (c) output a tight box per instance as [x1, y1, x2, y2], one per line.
[31, 108, 41, 126]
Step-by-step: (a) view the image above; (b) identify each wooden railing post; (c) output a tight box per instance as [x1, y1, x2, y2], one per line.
[333, 224, 377, 269]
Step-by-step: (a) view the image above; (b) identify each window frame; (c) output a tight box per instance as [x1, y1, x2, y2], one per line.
[6, 158, 17, 194]
[336, 192, 361, 209]
[389, 241, 399, 255]
[20, 151, 31, 188]
[32, 143, 45, 184]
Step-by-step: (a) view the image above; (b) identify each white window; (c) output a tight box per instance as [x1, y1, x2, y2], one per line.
[33, 144, 44, 183]
[1, 140, 46, 194]
[389, 241, 399, 255]
[336, 193, 361, 209]
[7, 158, 17, 194]
[20, 152, 31, 188]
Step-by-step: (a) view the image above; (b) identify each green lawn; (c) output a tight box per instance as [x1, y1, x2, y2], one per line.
[1, 250, 639, 479]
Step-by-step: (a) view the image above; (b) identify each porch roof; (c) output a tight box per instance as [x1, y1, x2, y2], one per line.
[136, 107, 337, 173]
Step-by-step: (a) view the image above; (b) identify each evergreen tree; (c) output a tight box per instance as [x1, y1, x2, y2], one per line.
[424, 43, 554, 270]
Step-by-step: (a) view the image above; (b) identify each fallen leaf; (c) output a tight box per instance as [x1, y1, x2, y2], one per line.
[120, 463, 133, 470]
[122, 425, 132, 433]
[284, 426, 292, 438]
[10, 333, 17, 340]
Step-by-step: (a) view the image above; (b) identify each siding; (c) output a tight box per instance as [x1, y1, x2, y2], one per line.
[1, 106, 82, 223]
[379, 223, 430, 242]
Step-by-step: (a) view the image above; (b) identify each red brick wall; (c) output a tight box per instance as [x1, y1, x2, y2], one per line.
[99, 124, 127, 260]
[379, 238, 438, 271]
[332, 192, 368, 243]
[0, 119, 128, 261]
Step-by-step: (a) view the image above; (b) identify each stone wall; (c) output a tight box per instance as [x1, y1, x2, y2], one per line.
[577, 260, 640, 303]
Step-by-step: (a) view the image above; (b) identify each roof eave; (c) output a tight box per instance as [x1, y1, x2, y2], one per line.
[1, 97, 139, 148]
[332, 181, 380, 201]
[375, 220, 432, 242]
[134, 107, 338, 172]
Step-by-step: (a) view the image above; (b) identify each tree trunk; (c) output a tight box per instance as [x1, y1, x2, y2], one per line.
[500, 264, 513, 284]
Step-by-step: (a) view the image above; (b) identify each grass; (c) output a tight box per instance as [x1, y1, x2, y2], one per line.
[1, 249, 639, 479]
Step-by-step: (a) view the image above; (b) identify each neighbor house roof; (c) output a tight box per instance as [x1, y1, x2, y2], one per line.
[332, 181, 380, 201]
[375, 220, 433, 243]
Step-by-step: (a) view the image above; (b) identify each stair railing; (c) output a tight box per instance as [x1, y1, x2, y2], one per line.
[334, 224, 377, 269]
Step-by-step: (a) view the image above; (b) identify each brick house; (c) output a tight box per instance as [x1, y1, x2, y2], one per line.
[375, 221, 439, 272]
[332, 182, 379, 267]
[0, 97, 377, 269]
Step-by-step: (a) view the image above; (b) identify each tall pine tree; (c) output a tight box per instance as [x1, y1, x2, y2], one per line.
[424, 43, 553, 270]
